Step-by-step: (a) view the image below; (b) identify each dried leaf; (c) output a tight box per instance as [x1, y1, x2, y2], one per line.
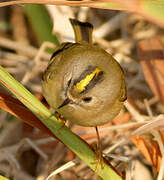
[138, 36, 164, 103]
[131, 135, 162, 171]
[112, 112, 131, 125]
[0, 92, 55, 137]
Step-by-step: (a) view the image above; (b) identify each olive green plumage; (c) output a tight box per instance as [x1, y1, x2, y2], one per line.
[42, 19, 126, 127]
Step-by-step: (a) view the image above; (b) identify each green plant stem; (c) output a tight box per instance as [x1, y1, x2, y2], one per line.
[0, 66, 123, 180]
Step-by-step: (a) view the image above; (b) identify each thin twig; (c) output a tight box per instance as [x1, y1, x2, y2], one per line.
[0, 37, 50, 59]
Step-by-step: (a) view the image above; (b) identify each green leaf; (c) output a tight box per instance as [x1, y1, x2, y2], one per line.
[24, 4, 59, 46]
[141, 0, 164, 22]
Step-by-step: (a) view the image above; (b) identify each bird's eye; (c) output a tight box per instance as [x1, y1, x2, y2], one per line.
[82, 97, 92, 103]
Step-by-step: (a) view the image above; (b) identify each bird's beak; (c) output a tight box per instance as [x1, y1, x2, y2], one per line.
[58, 98, 71, 109]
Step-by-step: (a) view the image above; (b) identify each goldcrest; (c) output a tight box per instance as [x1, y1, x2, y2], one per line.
[42, 19, 126, 127]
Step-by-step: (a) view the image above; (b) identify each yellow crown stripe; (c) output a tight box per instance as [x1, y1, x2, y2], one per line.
[75, 68, 101, 93]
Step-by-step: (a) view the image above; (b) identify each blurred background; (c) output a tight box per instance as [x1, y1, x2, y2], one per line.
[0, 3, 164, 180]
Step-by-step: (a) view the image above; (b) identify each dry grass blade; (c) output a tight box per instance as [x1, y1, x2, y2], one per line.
[133, 115, 164, 136]
[46, 158, 79, 180]
[0, 0, 164, 28]
[0, 0, 124, 10]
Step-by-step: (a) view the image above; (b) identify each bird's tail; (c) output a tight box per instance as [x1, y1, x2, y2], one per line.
[69, 18, 93, 44]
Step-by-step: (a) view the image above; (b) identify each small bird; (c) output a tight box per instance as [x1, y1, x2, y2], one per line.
[42, 18, 126, 165]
